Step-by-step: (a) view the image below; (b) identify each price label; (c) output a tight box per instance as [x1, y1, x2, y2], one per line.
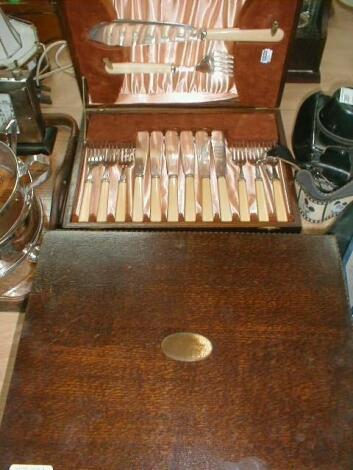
[339, 87, 353, 106]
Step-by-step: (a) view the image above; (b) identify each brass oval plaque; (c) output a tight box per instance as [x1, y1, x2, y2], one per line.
[161, 332, 213, 362]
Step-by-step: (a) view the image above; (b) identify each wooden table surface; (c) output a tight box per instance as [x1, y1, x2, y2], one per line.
[1, 0, 353, 455]
[0, 231, 353, 469]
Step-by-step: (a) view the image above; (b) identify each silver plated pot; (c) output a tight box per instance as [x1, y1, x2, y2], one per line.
[0, 140, 50, 278]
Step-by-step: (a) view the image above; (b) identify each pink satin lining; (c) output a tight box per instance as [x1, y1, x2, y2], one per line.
[103, 0, 246, 104]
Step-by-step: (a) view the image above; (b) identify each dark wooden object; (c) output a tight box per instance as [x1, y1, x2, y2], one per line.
[0, 231, 353, 469]
[287, 0, 331, 83]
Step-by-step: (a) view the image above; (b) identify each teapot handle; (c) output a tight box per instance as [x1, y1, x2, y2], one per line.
[22, 154, 51, 189]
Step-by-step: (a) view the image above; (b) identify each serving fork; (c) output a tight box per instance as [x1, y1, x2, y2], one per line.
[79, 144, 104, 222]
[115, 145, 135, 222]
[104, 50, 234, 76]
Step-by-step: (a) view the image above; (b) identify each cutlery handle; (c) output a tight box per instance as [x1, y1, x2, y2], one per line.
[97, 180, 109, 222]
[255, 178, 269, 223]
[168, 177, 179, 222]
[273, 178, 288, 222]
[218, 176, 232, 222]
[115, 181, 127, 222]
[202, 177, 213, 222]
[185, 175, 196, 222]
[206, 27, 284, 43]
[79, 180, 93, 223]
[238, 178, 250, 222]
[105, 61, 173, 75]
[150, 177, 162, 222]
[133, 176, 144, 222]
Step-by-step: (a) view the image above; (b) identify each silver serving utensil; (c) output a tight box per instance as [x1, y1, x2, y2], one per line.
[89, 19, 284, 47]
[211, 131, 232, 222]
[132, 131, 149, 222]
[195, 130, 213, 222]
[165, 131, 180, 222]
[150, 131, 164, 222]
[104, 50, 234, 76]
[180, 131, 196, 222]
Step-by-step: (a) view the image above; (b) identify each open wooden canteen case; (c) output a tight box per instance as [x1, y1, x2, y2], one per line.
[60, 0, 302, 231]
[1, 2, 353, 469]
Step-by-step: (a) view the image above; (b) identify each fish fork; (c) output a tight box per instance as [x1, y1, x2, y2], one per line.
[115, 145, 135, 222]
[264, 146, 288, 222]
[79, 145, 103, 222]
[232, 145, 250, 222]
[247, 144, 269, 223]
[97, 144, 117, 222]
[104, 50, 234, 76]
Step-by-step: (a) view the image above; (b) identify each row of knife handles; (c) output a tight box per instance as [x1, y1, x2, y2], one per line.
[75, 132, 291, 224]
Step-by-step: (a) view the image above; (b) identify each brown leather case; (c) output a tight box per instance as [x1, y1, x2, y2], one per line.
[59, 0, 302, 231]
[0, 231, 352, 469]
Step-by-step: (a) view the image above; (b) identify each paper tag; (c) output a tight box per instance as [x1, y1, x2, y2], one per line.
[10, 466, 53, 470]
[0, 94, 17, 132]
[260, 48, 273, 64]
[339, 87, 353, 106]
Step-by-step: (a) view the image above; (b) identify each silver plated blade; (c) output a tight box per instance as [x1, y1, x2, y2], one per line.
[150, 131, 164, 177]
[89, 19, 198, 47]
[180, 131, 195, 177]
[195, 131, 210, 178]
[211, 130, 227, 177]
[135, 131, 149, 176]
[165, 131, 180, 177]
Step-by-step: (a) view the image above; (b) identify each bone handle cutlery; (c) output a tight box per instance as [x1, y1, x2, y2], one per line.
[116, 146, 135, 222]
[77, 137, 289, 225]
[267, 156, 288, 222]
[248, 147, 269, 223]
[165, 131, 180, 222]
[97, 145, 113, 222]
[211, 131, 232, 222]
[195, 131, 213, 222]
[79, 146, 101, 223]
[150, 131, 164, 222]
[180, 131, 196, 222]
[133, 131, 149, 222]
[232, 148, 250, 222]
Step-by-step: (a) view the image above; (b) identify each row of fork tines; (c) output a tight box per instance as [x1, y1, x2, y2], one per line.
[79, 142, 135, 222]
[231, 141, 288, 223]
